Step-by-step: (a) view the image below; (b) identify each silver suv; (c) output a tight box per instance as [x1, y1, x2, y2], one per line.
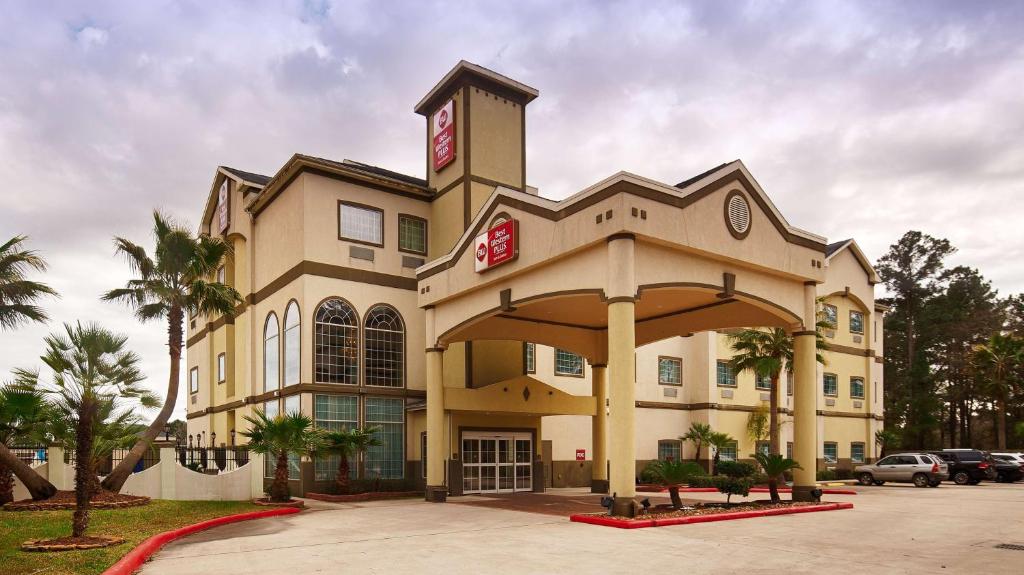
[855, 453, 949, 488]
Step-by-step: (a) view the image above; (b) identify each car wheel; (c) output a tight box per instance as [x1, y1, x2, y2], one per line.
[928, 480, 940, 487]
[953, 471, 970, 485]
[858, 472, 874, 486]
[873, 480, 885, 486]
[913, 473, 929, 488]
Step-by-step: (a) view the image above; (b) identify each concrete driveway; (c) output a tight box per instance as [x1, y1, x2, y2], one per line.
[141, 483, 1024, 574]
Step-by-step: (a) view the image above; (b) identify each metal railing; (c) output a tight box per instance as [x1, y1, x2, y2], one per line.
[64, 447, 161, 474]
[177, 445, 250, 474]
[10, 445, 48, 467]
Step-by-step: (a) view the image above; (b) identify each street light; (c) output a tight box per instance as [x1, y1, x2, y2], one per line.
[188, 434, 193, 448]
[230, 428, 236, 446]
[162, 423, 171, 442]
[210, 432, 217, 447]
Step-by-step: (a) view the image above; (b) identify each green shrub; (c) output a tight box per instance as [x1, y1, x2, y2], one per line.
[688, 475, 716, 488]
[816, 469, 837, 481]
[716, 460, 756, 479]
[639, 466, 658, 484]
[715, 476, 755, 503]
[835, 468, 853, 480]
[694, 461, 756, 504]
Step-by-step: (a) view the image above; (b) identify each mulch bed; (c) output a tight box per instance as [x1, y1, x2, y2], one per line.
[21, 535, 126, 552]
[3, 490, 150, 512]
[571, 501, 854, 529]
[305, 491, 420, 503]
[252, 498, 305, 508]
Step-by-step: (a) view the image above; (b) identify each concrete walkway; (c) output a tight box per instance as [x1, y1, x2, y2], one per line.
[142, 484, 1024, 574]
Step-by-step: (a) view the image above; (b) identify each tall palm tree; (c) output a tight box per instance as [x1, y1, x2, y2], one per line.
[322, 426, 381, 494]
[0, 382, 50, 504]
[972, 333, 1022, 450]
[729, 325, 827, 455]
[753, 452, 802, 504]
[19, 322, 155, 538]
[681, 422, 713, 467]
[242, 410, 325, 502]
[101, 211, 240, 492]
[642, 459, 701, 509]
[708, 431, 735, 476]
[0, 235, 58, 501]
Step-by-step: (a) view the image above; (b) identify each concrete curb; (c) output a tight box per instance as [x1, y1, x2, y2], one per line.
[569, 502, 854, 529]
[636, 486, 857, 495]
[101, 507, 302, 575]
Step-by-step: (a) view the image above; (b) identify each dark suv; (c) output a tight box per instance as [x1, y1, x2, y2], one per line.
[929, 450, 995, 485]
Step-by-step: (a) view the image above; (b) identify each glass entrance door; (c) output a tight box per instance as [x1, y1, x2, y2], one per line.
[463, 432, 532, 494]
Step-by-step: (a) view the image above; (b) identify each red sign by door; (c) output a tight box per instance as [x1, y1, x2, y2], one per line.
[576, 449, 586, 461]
[432, 99, 456, 171]
[474, 219, 518, 273]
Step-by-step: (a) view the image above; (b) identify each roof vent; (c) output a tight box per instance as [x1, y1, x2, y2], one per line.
[725, 191, 751, 239]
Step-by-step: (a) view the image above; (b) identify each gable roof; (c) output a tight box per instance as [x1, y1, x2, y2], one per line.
[339, 159, 428, 188]
[824, 238, 881, 284]
[221, 166, 271, 187]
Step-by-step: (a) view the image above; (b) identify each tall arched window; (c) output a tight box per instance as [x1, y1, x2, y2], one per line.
[315, 299, 359, 384]
[263, 313, 279, 393]
[364, 305, 404, 388]
[283, 301, 300, 387]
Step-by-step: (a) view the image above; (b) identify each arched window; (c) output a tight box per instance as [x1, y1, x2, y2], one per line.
[315, 299, 359, 384]
[364, 305, 405, 387]
[283, 301, 300, 387]
[263, 313, 279, 393]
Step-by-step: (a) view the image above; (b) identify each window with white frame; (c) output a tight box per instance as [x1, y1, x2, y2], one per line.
[850, 377, 865, 399]
[284, 395, 300, 415]
[364, 306, 404, 387]
[755, 373, 772, 390]
[851, 443, 865, 464]
[364, 397, 404, 479]
[217, 353, 226, 383]
[756, 441, 770, 456]
[283, 301, 300, 387]
[824, 442, 838, 464]
[658, 440, 681, 461]
[787, 371, 794, 396]
[716, 360, 737, 387]
[849, 310, 864, 334]
[524, 343, 535, 374]
[398, 215, 427, 255]
[823, 373, 838, 397]
[718, 441, 738, 462]
[339, 202, 383, 246]
[189, 367, 199, 394]
[658, 357, 682, 386]
[314, 299, 359, 384]
[264, 313, 279, 392]
[554, 349, 583, 377]
[313, 394, 357, 481]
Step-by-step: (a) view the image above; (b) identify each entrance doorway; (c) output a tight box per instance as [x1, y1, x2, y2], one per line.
[462, 432, 532, 494]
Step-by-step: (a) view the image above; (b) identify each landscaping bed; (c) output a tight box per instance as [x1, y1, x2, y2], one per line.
[571, 501, 854, 529]
[305, 491, 420, 503]
[635, 485, 857, 495]
[3, 490, 150, 511]
[252, 498, 305, 508]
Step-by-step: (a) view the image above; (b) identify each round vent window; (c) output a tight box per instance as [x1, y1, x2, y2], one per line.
[724, 191, 751, 239]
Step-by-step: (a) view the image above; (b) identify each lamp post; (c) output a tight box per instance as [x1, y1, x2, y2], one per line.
[230, 428, 236, 447]
[210, 431, 217, 448]
[162, 423, 171, 442]
[188, 434, 193, 448]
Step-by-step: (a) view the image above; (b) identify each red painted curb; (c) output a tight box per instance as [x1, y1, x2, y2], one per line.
[102, 507, 301, 575]
[569, 502, 853, 529]
[636, 486, 857, 495]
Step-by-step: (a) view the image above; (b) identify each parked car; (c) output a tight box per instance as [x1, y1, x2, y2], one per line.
[991, 452, 1024, 466]
[929, 450, 994, 485]
[855, 453, 948, 487]
[990, 455, 1024, 483]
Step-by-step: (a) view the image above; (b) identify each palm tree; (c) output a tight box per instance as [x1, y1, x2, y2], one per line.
[321, 427, 381, 494]
[971, 333, 1022, 450]
[242, 410, 325, 502]
[101, 211, 241, 492]
[19, 322, 155, 538]
[0, 235, 58, 501]
[0, 382, 50, 504]
[874, 429, 900, 458]
[681, 422, 713, 467]
[708, 431, 735, 475]
[729, 325, 827, 455]
[753, 452, 802, 504]
[642, 459, 701, 509]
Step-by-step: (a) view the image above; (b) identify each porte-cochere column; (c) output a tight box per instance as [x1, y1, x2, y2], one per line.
[606, 233, 637, 515]
[792, 281, 819, 501]
[590, 363, 608, 493]
[425, 305, 447, 502]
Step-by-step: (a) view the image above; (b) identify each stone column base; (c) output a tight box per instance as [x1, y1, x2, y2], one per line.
[425, 485, 448, 503]
[611, 497, 638, 518]
[590, 479, 609, 494]
[791, 485, 820, 502]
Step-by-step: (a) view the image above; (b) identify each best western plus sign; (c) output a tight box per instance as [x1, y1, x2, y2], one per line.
[474, 219, 518, 272]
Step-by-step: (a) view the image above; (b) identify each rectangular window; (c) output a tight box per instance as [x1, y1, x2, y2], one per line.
[849, 310, 864, 334]
[658, 440, 681, 462]
[658, 356, 682, 386]
[850, 377, 865, 399]
[823, 303, 838, 330]
[313, 395, 358, 481]
[851, 443, 865, 464]
[554, 349, 584, 377]
[284, 395, 300, 415]
[398, 214, 427, 255]
[755, 373, 772, 390]
[189, 367, 199, 394]
[524, 342, 535, 374]
[719, 441, 738, 462]
[339, 202, 383, 246]
[786, 442, 794, 460]
[217, 353, 226, 383]
[823, 373, 838, 397]
[786, 371, 794, 396]
[263, 400, 298, 479]
[365, 397, 404, 479]
[216, 265, 226, 285]
[824, 442, 838, 464]
[756, 441, 770, 456]
[716, 360, 737, 387]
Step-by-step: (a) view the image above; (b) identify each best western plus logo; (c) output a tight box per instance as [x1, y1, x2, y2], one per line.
[474, 219, 519, 273]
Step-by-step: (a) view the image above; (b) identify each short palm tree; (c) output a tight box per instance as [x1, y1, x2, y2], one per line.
[681, 422, 713, 466]
[0, 382, 50, 504]
[242, 410, 325, 502]
[874, 429, 900, 457]
[972, 333, 1021, 450]
[708, 431, 735, 476]
[322, 427, 381, 494]
[101, 211, 241, 492]
[19, 322, 155, 538]
[643, 459, 702, 509]
[729, 325, 826, 455]
[753, 452, 802, 504]
[0, 235, 59, 501]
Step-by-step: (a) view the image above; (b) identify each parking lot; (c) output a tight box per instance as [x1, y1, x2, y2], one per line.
[139, 482, 1024, 574]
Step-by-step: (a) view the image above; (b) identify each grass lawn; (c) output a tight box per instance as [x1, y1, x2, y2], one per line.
[1, 499, 263, 575]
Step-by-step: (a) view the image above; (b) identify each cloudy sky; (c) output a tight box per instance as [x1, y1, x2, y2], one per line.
[2, 0, 1023, 420]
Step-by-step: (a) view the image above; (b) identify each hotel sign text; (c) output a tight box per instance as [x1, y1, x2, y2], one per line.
[474, 219, 518, 273]
[432, 98, 456, 171]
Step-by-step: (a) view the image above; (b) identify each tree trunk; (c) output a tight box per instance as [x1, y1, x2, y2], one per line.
[768, 478, 780, 504]
[769, 373, 780, 455]
[103, 305, 184, 492]
[335, 454, 351, 494]
[269, 451, 290, 502]
[668, 486, 682, 510]
[73, 400, 95, 538]
[0, 463, 13, 505]
[0, 443, 56, 500]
